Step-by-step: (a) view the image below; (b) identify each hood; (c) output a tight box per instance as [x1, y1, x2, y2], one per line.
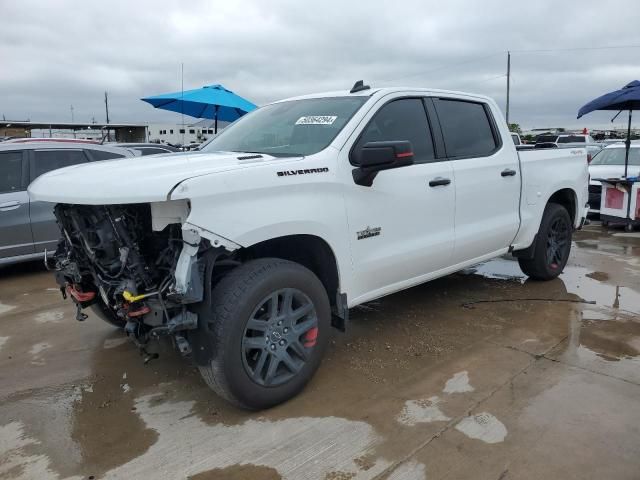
[589, 164, 640, 184]
[28, 151, 290, 204]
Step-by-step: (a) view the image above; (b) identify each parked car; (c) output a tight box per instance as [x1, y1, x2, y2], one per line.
[535, 133, 596, 148]
[29, 84, 588, 409]
[534, 142, 602, 162]
[588, 143, 640, 214]
[557, 134, 595, 144]
[0, 142, 137, 265]
[110, 143, 180, 156]
[4, 137, 101, 144]
[511, 132, 534, 151]
[535, 133, 559, 145]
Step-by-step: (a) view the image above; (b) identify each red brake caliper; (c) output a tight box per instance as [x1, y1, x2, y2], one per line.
[303, 327, 318, 348]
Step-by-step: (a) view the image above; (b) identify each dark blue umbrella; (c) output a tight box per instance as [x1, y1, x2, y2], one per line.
[141, 84, 257, 134]
[577, 80, 640, 177]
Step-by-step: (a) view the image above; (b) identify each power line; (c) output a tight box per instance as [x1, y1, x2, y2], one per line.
[380, 44, 640, 85]
[509, 44, 640, 53]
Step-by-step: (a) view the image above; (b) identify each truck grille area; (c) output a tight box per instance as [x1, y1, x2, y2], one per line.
[53, 203, 183, 324]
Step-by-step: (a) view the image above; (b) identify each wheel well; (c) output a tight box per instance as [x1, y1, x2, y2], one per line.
[241, 235, 340, 308]
[548, 188, 577, 224]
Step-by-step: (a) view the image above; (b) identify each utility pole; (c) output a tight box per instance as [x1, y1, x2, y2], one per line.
[181, 62, 185, 146]
[104, 91, 111, 141]
[70, 105, 76, 138]
[506, 51, 511, 126]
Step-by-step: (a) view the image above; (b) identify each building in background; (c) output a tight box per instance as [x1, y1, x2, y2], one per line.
[0, 121, 147, 142]
[148, 119, 230, 145]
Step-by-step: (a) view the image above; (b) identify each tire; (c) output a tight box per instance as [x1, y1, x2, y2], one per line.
[518, 203, 572, 281]
[196, 258, 331, 410]
[90, 300, 126, 328]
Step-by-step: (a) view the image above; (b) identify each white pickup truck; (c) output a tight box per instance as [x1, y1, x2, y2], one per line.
[29, 82, 589, 409]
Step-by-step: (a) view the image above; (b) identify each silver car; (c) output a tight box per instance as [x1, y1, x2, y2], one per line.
[0, 142, 138, 265]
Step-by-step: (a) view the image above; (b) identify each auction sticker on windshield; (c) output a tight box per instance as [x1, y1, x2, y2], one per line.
[295, 115, 337, 125]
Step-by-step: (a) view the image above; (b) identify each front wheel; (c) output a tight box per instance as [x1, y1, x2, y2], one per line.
[196, 258, 331, 410]
[518, 203, 572, 281]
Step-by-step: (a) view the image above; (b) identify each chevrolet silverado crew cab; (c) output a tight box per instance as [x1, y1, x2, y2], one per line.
[29, 82, 589, 410]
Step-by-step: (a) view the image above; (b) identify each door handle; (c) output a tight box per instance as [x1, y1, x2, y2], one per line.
[501, 169, 517, 177]
[0, 200, 21, 211]
[429, 177, 451, 187]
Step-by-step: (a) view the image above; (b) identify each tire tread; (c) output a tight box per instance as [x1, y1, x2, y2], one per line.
[197, 258, 328, 409]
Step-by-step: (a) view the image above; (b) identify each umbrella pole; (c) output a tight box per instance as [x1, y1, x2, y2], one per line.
[624, 109, 632, 178]
[214, 106, 219, 135]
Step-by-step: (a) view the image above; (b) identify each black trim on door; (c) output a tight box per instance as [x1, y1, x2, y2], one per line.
[20, 151, 29, 190]
[422, 98, 447, 160]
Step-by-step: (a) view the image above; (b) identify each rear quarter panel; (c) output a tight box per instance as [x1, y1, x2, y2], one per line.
[512, 148, 589, 250]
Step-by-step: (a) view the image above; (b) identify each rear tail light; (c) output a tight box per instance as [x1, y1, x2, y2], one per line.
[587, 153, 592, 163]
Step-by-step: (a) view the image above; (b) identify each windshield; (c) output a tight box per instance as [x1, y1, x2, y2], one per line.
[590, 148, 640, 166]
[536, 135, 558, 143]
[201, 97, 368, 156]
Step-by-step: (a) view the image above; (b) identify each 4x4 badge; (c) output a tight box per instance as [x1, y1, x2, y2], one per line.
[357, 226, 381, 240]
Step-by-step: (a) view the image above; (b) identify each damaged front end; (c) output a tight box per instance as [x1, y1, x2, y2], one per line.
[51, 201, 225, 362]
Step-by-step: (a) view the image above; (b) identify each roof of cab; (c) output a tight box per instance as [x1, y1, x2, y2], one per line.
[271, 86, 494, 105]
[0, 142, 137, 155]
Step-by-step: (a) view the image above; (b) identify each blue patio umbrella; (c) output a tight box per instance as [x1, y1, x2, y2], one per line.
[141, 84, 257, 134]
[577, 80, 640, 178]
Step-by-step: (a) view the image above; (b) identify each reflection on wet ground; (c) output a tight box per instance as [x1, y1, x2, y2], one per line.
[1, 225, 639, 479]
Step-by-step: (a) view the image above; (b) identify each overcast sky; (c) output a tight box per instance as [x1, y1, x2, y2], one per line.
[1, 0, 639, 131]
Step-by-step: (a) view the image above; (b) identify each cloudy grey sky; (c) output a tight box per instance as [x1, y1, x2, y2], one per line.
[1, 0, 639, 130]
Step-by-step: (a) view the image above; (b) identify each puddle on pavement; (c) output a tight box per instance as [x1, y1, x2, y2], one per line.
[465, 256, 640, 315]
[555, 309, 640, 380]
[465, 251, 640, 376]
[188, 464, 281, 480]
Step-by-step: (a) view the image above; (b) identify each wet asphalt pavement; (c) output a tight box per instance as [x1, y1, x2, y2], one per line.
[1, 224, 639, 480]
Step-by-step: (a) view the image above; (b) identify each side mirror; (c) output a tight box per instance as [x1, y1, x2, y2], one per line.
[351, 140, 414, 187]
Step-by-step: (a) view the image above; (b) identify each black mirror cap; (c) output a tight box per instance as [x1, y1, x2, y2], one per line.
[352, 140, 414, 187]
[353, 140, 414, 168]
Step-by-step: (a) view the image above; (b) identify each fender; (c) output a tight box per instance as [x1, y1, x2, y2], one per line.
[172, 155, 356, 295]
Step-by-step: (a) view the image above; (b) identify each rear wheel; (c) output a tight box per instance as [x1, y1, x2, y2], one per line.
[518, 203, 572, 281]
[197, 258, 331, 410]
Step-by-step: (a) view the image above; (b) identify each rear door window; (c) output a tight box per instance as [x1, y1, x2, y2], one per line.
[0, 151, 24, 193]
[138, 147, 171, 156]
[353, 98, 436, 164]
[30, 149, 88, 181]
[86, 149, 127, 161]
[434, 99, 499, 158]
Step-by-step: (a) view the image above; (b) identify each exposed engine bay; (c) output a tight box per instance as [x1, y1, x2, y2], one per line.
[51, 202, 223, 361]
